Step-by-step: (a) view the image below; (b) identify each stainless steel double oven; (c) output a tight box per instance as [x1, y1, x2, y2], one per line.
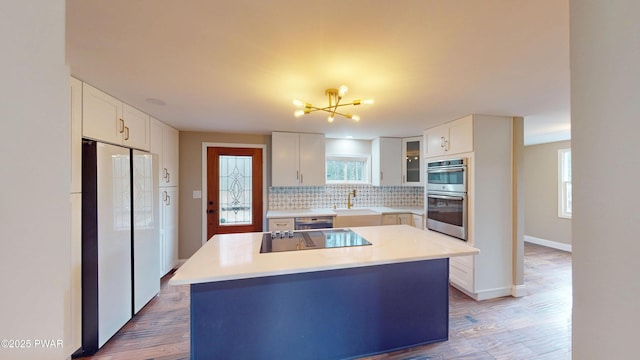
[426, 158, 467, 241]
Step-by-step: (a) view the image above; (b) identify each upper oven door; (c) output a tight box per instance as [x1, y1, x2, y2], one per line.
[426, 164, 466, 192]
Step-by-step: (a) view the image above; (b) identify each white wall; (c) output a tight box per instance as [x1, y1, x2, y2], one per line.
[524, 140, 572, 246]
[0, 1, 71, 359]
[325, 138, 371, 156]
[571, 1, 640, 358]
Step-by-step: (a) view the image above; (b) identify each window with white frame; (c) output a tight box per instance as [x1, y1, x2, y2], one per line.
[326, 155, 369, 184]
[558, 149, 572, 218]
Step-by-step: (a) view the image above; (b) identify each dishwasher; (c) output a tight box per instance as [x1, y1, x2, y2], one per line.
[294, 216, 334, 230]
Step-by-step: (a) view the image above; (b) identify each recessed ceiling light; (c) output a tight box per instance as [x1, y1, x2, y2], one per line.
[145, 98, 166, 106]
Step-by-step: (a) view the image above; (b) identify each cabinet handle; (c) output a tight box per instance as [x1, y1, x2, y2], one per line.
[402, 175, 406, 183]
[124, 126, 130, 140]
[444, 139, 449, 151]
[300, 174, 303, 184]
[296, 170, 299, 180]
[166, 194, 171, 206]
[440, 136, 445, 149]
[380, 171, 384, 181]
[166, 172, 170, 183]
[163, 168, 168, 179]
[163, 190, 167, 201]
[119, 119, 125, 133]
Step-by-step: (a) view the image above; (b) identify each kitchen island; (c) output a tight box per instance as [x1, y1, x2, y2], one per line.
[170, 225, 478, 359]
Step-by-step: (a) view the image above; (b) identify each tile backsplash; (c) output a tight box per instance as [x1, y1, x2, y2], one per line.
[268, 184, 424, 210]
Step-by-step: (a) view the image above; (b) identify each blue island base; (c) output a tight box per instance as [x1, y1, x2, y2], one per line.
[190, 258, 449, 359]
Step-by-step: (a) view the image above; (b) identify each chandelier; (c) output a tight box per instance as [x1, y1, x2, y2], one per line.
[292, 85, 374, 123]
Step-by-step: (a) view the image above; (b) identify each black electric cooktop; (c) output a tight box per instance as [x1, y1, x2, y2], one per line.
[259, 229, 372, 253]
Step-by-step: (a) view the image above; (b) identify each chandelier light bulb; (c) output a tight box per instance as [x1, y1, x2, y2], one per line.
[362, 99, 375, 105]
[292, 99, 304, 107]
[351, 115, 360, 122]
[294, 110, 305, 117]
[328, 116, 334, 123]
[338, 85, 348, 96]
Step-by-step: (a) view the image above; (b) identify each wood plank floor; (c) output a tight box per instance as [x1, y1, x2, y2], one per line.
[82, 243, 571, 359]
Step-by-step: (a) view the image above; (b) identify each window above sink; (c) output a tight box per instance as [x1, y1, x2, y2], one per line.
[326, 155, 371, 184]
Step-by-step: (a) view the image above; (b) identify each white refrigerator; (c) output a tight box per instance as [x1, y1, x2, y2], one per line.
[132, 149, 160, 314]
[79, 141, 159, 355]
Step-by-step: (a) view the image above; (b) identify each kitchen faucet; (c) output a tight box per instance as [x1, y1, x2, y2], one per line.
[347, 189, 357, 209]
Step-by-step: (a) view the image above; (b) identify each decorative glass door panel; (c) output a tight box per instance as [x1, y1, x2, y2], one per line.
[219, 155, 253, 226]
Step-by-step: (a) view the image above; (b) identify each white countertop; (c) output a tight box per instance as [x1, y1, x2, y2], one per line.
[266, 207, 424, 218]
[266, 208, 337, 218]
[169, 225, 478, 286]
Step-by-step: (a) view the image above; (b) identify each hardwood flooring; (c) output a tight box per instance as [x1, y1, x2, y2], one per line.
[82, 243, 571, 360]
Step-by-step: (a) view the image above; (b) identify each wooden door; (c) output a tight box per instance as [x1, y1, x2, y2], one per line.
[207, 147, 263, 239]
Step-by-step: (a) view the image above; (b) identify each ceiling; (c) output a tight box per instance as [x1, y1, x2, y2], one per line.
[66, 0, 570, 145]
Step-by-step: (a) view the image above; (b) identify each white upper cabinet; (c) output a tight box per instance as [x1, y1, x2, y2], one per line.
[424, 115, 473, 158]
[82, 83, 150, 151]
[82, 83, 123, 145]
[402, 136, 423, 186]
[150, 117, 179, 187]
[372, 137, 401, 186]
[122, 103, 150, 151]
[298, 133, 325, 186]
[271, 132, 299, 187]
[162, 124, 179, 187]
[272, 132, 325, 187]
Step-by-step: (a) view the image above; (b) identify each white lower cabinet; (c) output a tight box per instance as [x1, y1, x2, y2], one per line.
[382, 214, 398, 225]
[412, 214, 424, 229]
[268, 218, 294, 231]
[382, 213, 416, 227]
[397, 213, 413, 226]
[450, 255, 474, 294]
[160, 187, 179, 277]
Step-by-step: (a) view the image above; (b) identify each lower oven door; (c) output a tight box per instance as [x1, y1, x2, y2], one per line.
[426, 192, 467, 240]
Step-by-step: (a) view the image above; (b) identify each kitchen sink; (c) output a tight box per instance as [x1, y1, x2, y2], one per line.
[333, 208, 380, 216]
[333, 208, 382, 227]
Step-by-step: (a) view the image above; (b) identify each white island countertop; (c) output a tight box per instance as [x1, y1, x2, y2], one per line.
[170, 225, 478, 286]
[169, 225, 479, 285]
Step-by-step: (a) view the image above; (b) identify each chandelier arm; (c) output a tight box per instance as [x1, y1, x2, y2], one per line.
[329, 110, 351, 118]
[302, 106, 354, 118]
[329, 97, 342, 119]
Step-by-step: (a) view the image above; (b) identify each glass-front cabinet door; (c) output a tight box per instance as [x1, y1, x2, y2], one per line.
[402, 136, 423, 186]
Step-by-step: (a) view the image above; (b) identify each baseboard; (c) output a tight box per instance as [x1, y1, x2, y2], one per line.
[475, 286, 513, 301]
[511, 284, 527, 297]
[524, 235, 572, 252]
[449, 282, 479, 300]
[450, 282, 513, 301]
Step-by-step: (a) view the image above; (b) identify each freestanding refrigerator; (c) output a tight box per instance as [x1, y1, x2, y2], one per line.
[79, 140, 159, 356]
